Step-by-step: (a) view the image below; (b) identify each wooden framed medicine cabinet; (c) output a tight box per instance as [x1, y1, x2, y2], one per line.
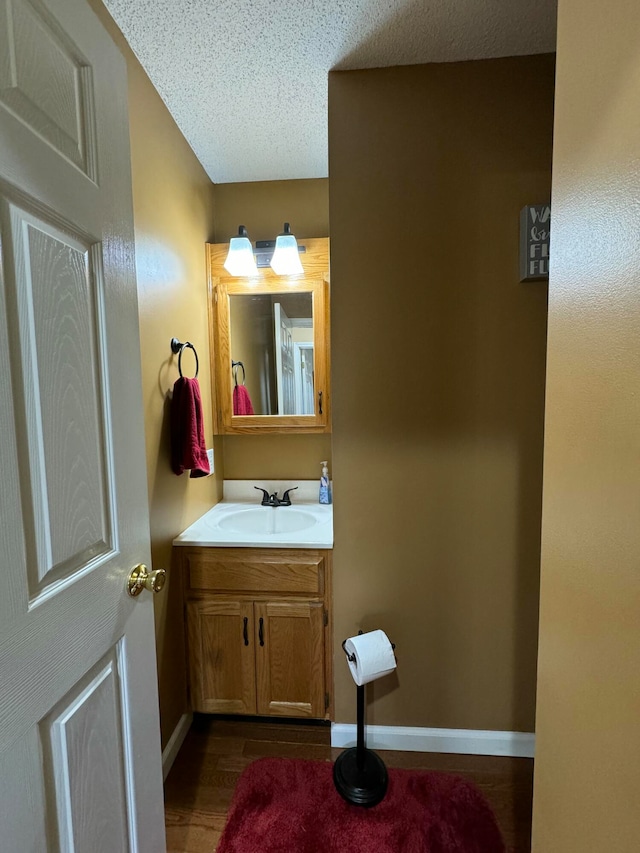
[207, 237, 331, 435]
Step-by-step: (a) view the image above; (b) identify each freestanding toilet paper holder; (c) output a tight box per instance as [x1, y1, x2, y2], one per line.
[333, 632, 396, 807]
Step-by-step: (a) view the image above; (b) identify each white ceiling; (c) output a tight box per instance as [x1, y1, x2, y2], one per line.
[104, 0, 557, 184]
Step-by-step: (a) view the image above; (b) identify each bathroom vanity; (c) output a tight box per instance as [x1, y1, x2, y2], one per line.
[173, 482, 333, 720]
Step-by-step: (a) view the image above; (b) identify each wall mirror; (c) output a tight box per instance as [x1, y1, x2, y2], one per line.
[207, 237, 330, 434]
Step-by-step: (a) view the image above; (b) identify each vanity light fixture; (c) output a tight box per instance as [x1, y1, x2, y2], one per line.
[269, 222, 304, 275]
[223, 225, 258, 276]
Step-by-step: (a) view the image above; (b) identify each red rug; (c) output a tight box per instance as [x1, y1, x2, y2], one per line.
[217, 757, 505, 853]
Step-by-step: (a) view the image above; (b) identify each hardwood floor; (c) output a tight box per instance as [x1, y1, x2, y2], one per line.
[164, 715, 534, 852]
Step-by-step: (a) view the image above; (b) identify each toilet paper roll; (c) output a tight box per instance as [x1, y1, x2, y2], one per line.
[344, 629, 396, 686]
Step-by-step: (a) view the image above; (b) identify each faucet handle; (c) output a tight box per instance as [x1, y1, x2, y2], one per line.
[254, 486, 270, 505]
[281, 486, 298, 505]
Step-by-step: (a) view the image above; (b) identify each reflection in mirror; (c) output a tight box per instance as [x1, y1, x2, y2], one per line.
[229, 292, 314, 416]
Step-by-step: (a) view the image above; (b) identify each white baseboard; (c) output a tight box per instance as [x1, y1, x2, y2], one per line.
[162, 712, 193, 780]
[331, 724, 535, 758]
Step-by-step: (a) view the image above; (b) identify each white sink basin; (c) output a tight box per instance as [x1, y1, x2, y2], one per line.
[173, 483, 333, 549]
[213, 507, 318, 535]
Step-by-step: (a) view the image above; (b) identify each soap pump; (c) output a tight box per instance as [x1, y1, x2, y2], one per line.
[319, 460, 332, 505]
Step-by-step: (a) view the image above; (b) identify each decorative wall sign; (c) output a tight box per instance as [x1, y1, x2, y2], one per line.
[520, 204, 550, 281]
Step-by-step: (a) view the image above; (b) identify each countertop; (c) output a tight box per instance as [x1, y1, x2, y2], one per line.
[172, 480, 333, 549]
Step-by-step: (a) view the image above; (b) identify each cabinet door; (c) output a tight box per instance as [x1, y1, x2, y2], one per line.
[255, 601, 325, 718]
[187, 600, 256, 714]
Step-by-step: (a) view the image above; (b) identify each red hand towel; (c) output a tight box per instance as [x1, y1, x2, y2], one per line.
[170, 377, 210, 478]
[233, 384, 254, 415]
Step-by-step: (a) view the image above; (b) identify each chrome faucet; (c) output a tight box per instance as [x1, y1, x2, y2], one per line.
[254, 486, 298, 507]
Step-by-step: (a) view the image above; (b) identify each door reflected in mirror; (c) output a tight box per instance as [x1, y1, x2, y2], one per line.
[229, 292, 315, 416]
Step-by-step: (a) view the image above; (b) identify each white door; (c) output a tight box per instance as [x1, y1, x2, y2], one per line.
[0, 0, 166, 850]
[273, 302, 295, 414]
[293, 342, 314, 415]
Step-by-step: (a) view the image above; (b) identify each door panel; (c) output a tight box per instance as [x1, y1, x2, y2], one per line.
[0, 0, 98, 177]
[7, 201, 114, 599]
[42, 646, 132, 852]
[0, 0, 165, 849]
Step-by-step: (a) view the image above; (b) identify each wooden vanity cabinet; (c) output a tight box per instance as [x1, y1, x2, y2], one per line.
[180, 547, 332, 720]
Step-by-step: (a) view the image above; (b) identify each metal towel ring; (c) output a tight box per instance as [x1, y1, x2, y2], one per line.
[170, 337, 199, 378]
[232, 360, 245, 386]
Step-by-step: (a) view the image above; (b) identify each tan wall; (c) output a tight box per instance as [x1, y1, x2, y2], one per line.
[89, 0, 223, 748]
[532, 0, 640, 849]
[212, 179, 332, 479]
[213, 179, 329, 242]
[329, 56, 554, 730]
[222, 434, 332, 480]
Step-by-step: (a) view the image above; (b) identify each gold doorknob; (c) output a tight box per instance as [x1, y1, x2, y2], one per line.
[127, 563, 166, 597]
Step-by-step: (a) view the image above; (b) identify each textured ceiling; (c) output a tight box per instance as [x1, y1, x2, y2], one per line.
[104, 0, 557, 184]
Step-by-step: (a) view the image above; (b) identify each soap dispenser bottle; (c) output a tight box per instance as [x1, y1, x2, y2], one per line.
[319, 460, 332, 505]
